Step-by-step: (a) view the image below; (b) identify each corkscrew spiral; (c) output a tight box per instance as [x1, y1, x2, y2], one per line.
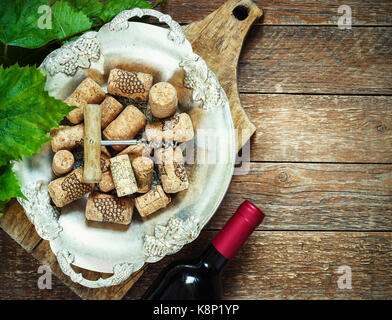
[142, 140, 178, 149]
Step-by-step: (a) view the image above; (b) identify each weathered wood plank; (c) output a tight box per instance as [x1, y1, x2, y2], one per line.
[2, 230, 391, 299]
[0, 199, 42, 252]
[212, 163, 392, 231]
[161, 0, 392, 26]
[240, 94, 392, 162]
[127, 231, 392, 299]
[237, 26, 392, 94]
[0, 232, 79, 299]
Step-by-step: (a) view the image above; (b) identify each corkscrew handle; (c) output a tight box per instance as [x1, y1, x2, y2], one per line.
[83, 104, 102, 183]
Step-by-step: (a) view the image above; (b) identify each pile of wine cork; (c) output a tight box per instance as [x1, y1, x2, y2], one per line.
[48, 69, 195, 225]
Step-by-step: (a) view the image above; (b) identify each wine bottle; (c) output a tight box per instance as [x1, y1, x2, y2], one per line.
[143, 200, 265, 300]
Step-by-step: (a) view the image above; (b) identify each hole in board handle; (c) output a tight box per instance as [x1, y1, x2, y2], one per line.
[233, 5, 250, 21]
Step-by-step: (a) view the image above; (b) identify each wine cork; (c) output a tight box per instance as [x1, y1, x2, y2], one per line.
[86, 193, 133, 225]
[132, 157, 154, 193]
[145, 121, 164, 144]
[101, 146, 111, 158]
[145, 113, 194, 144]
[98, 154, 115, 193]
[103, 105, 147, 151]
[110, 155, 138, 197]
[100, 96, 124, 129]
[50, 124, 84, 152]
[118, 144, 152, 162]
[149, 82, 178, 119]
[155, 147, 189, 193]
[163, 113, 194, 143]
[52, 150, 74, 176]
[65, 78, 106, 124]
[107, 68, 153, 102]
[135, 185, 171, 217]
[48, 167, 94, 208]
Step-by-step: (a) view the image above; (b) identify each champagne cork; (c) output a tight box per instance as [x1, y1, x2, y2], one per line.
[98, 154, 115, 193]
[132, 157, 154, 193]
[155, 147, 189, 193]
[86, 193, 133, 225]
[103, 105, 147, 151]
[135, 185, 171, 217]
[52, 150, 74, 176]
[50, 124, 84, 152]
[149, 82, 178, 119]
[145, 113, 194, 144]
[107, 68, 153, 102]
[48, 167, 94, 208]
[65, 78, 106, 124]
[110, 155, 138, 197]
[100, 96, 124, 128]
[118, 144, 152, 162]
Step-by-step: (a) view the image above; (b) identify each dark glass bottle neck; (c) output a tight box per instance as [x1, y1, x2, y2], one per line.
[199, 244, 228, 274]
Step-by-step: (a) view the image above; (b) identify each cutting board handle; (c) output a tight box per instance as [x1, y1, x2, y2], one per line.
[183, 0, 263, 151]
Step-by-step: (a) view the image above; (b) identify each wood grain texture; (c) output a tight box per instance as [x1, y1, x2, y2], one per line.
[237, 26, 392, 94]
[183, 0, 262, 150]
[240, 94, 392, 162]
[0, 200, 41, 252]
[3, 230, 391, 299]
[161, 0, 392, 25]
[83, 104, 102, 183]
[0, 232, 79, 299]
[212, 163, 392, 231]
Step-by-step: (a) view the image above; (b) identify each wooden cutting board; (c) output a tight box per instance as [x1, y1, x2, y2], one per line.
[0, 0, 262, 300]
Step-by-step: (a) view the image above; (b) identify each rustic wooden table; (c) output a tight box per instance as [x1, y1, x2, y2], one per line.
[1, 1, 391, 299]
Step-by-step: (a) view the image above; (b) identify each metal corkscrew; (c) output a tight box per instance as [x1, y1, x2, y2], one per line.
[101, 139, 178, 149]
[83, 104, 177, 184]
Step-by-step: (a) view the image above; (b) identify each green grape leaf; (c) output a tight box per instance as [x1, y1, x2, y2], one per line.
[0, 0, 92, 49]
[99, 0, 152, 23]
[66, 0, 104, 24]
[0, 64, 75, 167]
[0, 162, 25, 212]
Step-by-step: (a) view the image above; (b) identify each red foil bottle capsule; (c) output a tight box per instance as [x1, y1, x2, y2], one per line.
[212, 200, 265, 259]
